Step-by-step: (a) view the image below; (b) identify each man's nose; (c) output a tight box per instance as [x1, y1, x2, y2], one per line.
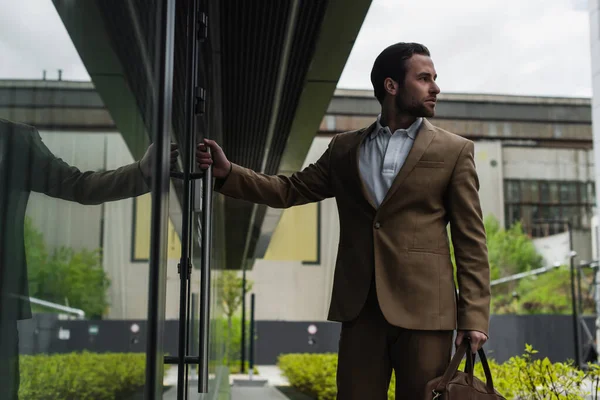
[430, 83, 440, 95]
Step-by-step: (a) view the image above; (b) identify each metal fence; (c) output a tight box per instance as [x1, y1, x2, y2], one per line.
[16, 314, 597, 366]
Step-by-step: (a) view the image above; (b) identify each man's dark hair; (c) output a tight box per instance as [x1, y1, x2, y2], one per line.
[370, 42, 431, 104]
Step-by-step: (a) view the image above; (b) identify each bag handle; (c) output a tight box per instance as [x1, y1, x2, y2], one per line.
[435, 339, 496, 394]
[464, 345, 496, 394]
[434, 340, 468, 391]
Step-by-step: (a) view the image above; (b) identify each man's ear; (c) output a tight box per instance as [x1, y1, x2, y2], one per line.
[383, 77, 398, 97]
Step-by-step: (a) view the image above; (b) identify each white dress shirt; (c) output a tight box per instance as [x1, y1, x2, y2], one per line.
[358, 115, 423, 207]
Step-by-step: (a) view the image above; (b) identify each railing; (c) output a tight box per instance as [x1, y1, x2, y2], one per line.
[25, 296, 86, 319]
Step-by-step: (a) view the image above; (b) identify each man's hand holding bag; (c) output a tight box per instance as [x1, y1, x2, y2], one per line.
[424, 339, 506, 399]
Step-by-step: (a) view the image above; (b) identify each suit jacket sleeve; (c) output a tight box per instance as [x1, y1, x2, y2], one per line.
[214, 135, 337, 208]
[447, 140, 491, 336]
[25, 127, 150, 204]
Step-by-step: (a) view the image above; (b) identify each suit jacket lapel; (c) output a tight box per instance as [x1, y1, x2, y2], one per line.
[349, 122, 377, 210]
[379, 118, 436, 209]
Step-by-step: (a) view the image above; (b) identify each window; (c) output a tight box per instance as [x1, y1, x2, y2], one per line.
[504, 179, 596, 236]
[505, 181, 520, 202]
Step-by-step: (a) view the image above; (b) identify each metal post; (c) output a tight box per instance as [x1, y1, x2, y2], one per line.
[569, 225, 582, 368]
[144, 0, 176, 397]
[241, 263, 247, 374]
[190, 293, 198, 374]
[249, 293, 255, 380]
[198, 148, 213, 393]
[533, 219, 582, 367]
[595, 224, 600, 362]
[577, 261, 584, 316]
[175, 0, 201, 396]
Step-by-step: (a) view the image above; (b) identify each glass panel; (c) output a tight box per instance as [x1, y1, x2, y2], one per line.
[540, 181, 550, 204]
[505, 204, 521, 227]
[521, 205, 535, 229]
[505, 180, 521, 203]
[548, 206, 562, 220]
[0, 2, 174, 399]
[562, 206, 579, 229]
[549, 182, 560, 204]
[559, 182, 578, 204]
[580, 182, 588, 203]
[581, 206, 592, 229]
[530, 181, 540, 203]
[520, 181, 533, 203]
[539, 205, 550, 220]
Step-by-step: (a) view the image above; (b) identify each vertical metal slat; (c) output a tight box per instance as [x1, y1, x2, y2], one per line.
[174, 0, 199, 396]
[199, 158, 213, 392]
[144, 0, 176, 398]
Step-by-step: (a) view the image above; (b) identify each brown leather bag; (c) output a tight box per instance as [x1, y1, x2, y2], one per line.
[424, 340, 506, 399]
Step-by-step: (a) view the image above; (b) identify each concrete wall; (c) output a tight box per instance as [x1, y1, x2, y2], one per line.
[533, 230, 593, 267]
[503, 147, 594, 181]
[473, 141, 505, 225]
[248, 137, 339, 322]
[590, 0, 600, 212]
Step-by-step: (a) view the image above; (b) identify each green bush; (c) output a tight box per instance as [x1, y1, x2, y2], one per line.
[279, 345, 600, 400]
[25, 217, 110, 319]
[278, 354, 338, 400]
[19, 352, 149, 399]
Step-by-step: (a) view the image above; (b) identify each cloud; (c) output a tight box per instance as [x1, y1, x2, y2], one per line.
[0, 0, 592, 97]
[338, 0, 592, 97]
[0, 0, 89, 81]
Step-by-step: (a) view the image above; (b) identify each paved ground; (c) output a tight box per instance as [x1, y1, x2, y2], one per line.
[163, 381, 198, 400]
[229, 365, 289, 386]
[230, 365, 291, 400]
[162, 365, 292, 399]
[231, 386, 289, 400]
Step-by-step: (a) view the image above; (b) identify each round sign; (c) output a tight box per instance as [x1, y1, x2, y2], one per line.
[131, 323, 140, 333]
[307, 324, 317, 335]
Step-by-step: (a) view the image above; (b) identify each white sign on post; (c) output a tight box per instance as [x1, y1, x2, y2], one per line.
[58, 327, 70, 340]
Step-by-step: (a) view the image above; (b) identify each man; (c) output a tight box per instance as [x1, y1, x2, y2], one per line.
[197, 42, 490, 399]
[0, 117, 178, 399]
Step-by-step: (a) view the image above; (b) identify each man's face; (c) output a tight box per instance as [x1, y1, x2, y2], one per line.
[392, 54, 440, 118]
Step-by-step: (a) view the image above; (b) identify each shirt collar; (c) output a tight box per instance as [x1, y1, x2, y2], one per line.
[371, 115, 423, 140]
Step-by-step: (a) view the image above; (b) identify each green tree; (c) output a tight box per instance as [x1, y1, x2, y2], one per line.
[450, 215, 545, 314]
[24, 217, 110, 318]
[215, 270, 253, 367]
[514, 267, 597, 315]
[484, 216, 544, 280]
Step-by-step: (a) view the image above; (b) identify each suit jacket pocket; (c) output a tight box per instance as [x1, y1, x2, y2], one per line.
[415, 160, 444, 168]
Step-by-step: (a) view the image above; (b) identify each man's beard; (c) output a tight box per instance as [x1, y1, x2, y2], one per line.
[394, 93, 434, 118]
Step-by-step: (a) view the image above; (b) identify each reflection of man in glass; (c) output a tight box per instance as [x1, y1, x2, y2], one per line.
[0, 118, 178, 399]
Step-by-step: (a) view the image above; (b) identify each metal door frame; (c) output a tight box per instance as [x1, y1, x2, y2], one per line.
[144, 0, 177, 398]
[161, 0, 214, 397]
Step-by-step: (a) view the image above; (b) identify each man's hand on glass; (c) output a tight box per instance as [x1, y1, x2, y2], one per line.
[139, 143, 179, 179]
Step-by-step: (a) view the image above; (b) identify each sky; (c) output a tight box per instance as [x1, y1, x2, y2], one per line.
[0, 0, 593, 98]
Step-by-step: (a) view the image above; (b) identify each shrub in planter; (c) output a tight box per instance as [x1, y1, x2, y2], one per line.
[278, 354, 338, 400]
[19, 352, 148, 400]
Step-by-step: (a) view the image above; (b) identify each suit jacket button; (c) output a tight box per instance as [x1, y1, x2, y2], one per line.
[374, 222, 381, 229]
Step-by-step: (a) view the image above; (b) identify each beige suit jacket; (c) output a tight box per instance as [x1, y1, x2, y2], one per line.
[217, 119, 491, 335]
